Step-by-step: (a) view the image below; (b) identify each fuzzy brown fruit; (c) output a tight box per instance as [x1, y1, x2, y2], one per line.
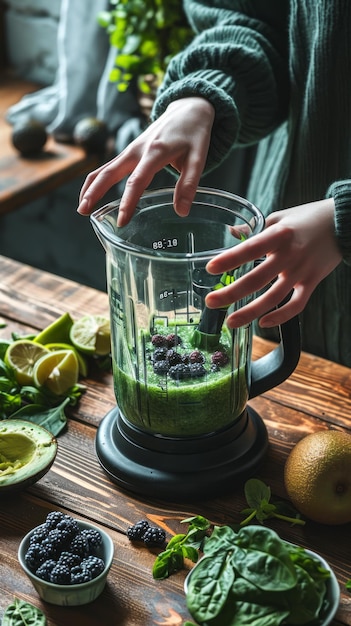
[284, 430, 351, 525]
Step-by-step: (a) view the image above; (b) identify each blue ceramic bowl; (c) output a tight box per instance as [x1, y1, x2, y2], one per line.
[18, 519, 114, 606]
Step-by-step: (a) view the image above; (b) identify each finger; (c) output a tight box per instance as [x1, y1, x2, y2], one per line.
[205, 254, 282, 309]
[258, 283, 311, 327]
[224, 275, 296, 328]
[78, 152, 140, 214]
[173, 152, 207, 217]
[206, 224, 289, 274]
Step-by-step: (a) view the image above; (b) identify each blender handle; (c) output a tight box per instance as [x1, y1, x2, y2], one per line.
[249, 259, 301, 398]
[249, 312, 301, 398]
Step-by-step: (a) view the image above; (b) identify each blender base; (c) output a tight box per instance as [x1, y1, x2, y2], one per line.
[95, 406, 269, 501]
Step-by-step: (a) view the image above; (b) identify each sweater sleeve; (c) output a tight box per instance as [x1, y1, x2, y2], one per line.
[151, 0, 290, 172]
[327, 180, 351, 266]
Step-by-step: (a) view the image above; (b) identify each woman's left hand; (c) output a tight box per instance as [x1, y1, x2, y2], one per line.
[205, 198, 342, 328]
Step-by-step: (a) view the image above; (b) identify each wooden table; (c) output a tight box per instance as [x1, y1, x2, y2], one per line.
[0, 254, 351, 625]
[0, 74, 99, 214]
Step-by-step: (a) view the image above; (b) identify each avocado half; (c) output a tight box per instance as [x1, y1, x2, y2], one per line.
[0, 420, 57, 494]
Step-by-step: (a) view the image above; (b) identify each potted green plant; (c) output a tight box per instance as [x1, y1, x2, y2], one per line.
[97, 0, 193, 97]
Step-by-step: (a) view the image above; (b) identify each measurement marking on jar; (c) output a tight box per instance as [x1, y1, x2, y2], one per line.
[152, 237, 178, 250]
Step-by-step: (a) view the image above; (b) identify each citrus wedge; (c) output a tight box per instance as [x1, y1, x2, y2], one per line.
[4, 340, 50, 385]
[44, 342, 88, 377]
[69, 315, 111, 356]
[33, 349, 79, 395]
[33, 312, 74, 346]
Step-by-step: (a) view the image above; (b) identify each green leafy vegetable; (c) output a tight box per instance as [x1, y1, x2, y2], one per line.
[8, 397, 71, 436]
[2, 598, 47, 626]
[240, 478, 305, 526]
[152, 515, 210, 580]
[186, 525, 331, 626]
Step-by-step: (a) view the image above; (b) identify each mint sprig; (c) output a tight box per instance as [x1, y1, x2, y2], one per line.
[240, 478, 305, 526]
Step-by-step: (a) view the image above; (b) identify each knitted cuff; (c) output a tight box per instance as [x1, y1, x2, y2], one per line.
[327, 180, 351, 266]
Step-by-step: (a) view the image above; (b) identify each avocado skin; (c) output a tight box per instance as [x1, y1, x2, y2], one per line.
[11, 120, 48, 156]
[73, 117, 108, 153]
[0, 420, 57, 494]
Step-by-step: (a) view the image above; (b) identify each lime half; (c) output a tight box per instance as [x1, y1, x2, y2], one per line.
[33, 349, 79, 395]
[4, 340, 50, 385]
[70, 315, 111, 356]
[33, 312, 74, 346]
[45, 342, 88, 377]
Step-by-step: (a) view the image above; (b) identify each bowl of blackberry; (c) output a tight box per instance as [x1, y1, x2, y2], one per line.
[18, 511, 114, 605]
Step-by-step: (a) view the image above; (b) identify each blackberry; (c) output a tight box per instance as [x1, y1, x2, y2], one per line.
[210, 363, 221, 373]
[25, 543, 46, 571]
[50, 563, 71, 584]
[71, 565, 93, 584]
[168, 363, 192, 380]
[151, 334, 167, 347]
[45, 511, 66, 530]
[58, 551, 82, 568]
[29, 523, 49, 545]
[127, 519, 150, 541]
[82, 556, 105, 578]
[153, 347, 168, 361]
[35, 559, 56, 582]
[166, 349, 183, 366]
[80, 528, 102, 547]
[143, 527, 166, 547]
[56, 517, 80, 539]
[153, 360, 169, 375]
[189, 350, 205, 364]
[211, 350, 229, 367]
[39, 538, 59, 560]
[166, 333, 182, 348]
[189, 363, 207, 378]
[69, 533, 90, 557]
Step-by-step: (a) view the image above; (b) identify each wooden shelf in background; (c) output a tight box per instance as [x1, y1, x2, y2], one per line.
[0, 73, 99, 214]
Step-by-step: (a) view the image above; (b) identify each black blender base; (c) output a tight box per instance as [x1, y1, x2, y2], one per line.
[95, 407, 268, 502]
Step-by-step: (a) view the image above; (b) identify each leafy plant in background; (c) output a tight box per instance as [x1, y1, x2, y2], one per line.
[97, 0, 193, 93]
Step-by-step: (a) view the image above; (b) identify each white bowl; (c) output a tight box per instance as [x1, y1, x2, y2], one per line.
[184, 546, 340, 626]
[18, 519, 114, 606]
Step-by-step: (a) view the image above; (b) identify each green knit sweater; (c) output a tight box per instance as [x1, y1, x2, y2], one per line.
[152, 0, 351, 366]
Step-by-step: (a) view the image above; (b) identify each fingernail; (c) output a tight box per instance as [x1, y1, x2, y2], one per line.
[175, 198, 190, 216]
[77, 198, 89, 214]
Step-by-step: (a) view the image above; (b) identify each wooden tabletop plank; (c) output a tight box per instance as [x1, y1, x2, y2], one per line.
[0, 74, 99, 214]
[1, 255, 351, 625]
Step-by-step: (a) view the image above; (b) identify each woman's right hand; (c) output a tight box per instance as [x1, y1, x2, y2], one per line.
[77, 97, 215, 226]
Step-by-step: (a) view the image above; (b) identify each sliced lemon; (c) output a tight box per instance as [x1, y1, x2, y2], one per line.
[33, 349, 79, 395]
[44, 342, 88, 377]
[70, 315, 111, 356]
[4, 340, 50, 385]
[33, 312, 74, 346]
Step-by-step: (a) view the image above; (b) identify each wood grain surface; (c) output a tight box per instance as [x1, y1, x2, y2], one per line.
[0, 255, 350, 625]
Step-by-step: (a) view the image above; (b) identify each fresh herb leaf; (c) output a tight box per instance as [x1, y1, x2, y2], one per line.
[241, 478, 305, 526]
[8, 397, 70, 435]
[152, 516, 211, 580]
[2, 598, 47, 625]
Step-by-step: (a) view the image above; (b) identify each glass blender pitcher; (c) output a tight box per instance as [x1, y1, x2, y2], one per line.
[91, 187, 300, 500]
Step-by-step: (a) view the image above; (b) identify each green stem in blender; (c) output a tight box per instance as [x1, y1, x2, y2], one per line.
[191, 272, 234, 350]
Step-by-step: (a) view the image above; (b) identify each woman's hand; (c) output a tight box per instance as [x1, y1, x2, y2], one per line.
[205, 198, 342, 328]
[77, 97, 215, 226]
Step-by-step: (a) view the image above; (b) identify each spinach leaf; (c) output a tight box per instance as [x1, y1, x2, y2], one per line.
[232, 526, 297, 591]
[202, 524, 237, 557]
[2, 598, 47, 626]
[8, 397, 70, 435]
[186, 552, 234, 622]
[283, 565, 326, 624]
